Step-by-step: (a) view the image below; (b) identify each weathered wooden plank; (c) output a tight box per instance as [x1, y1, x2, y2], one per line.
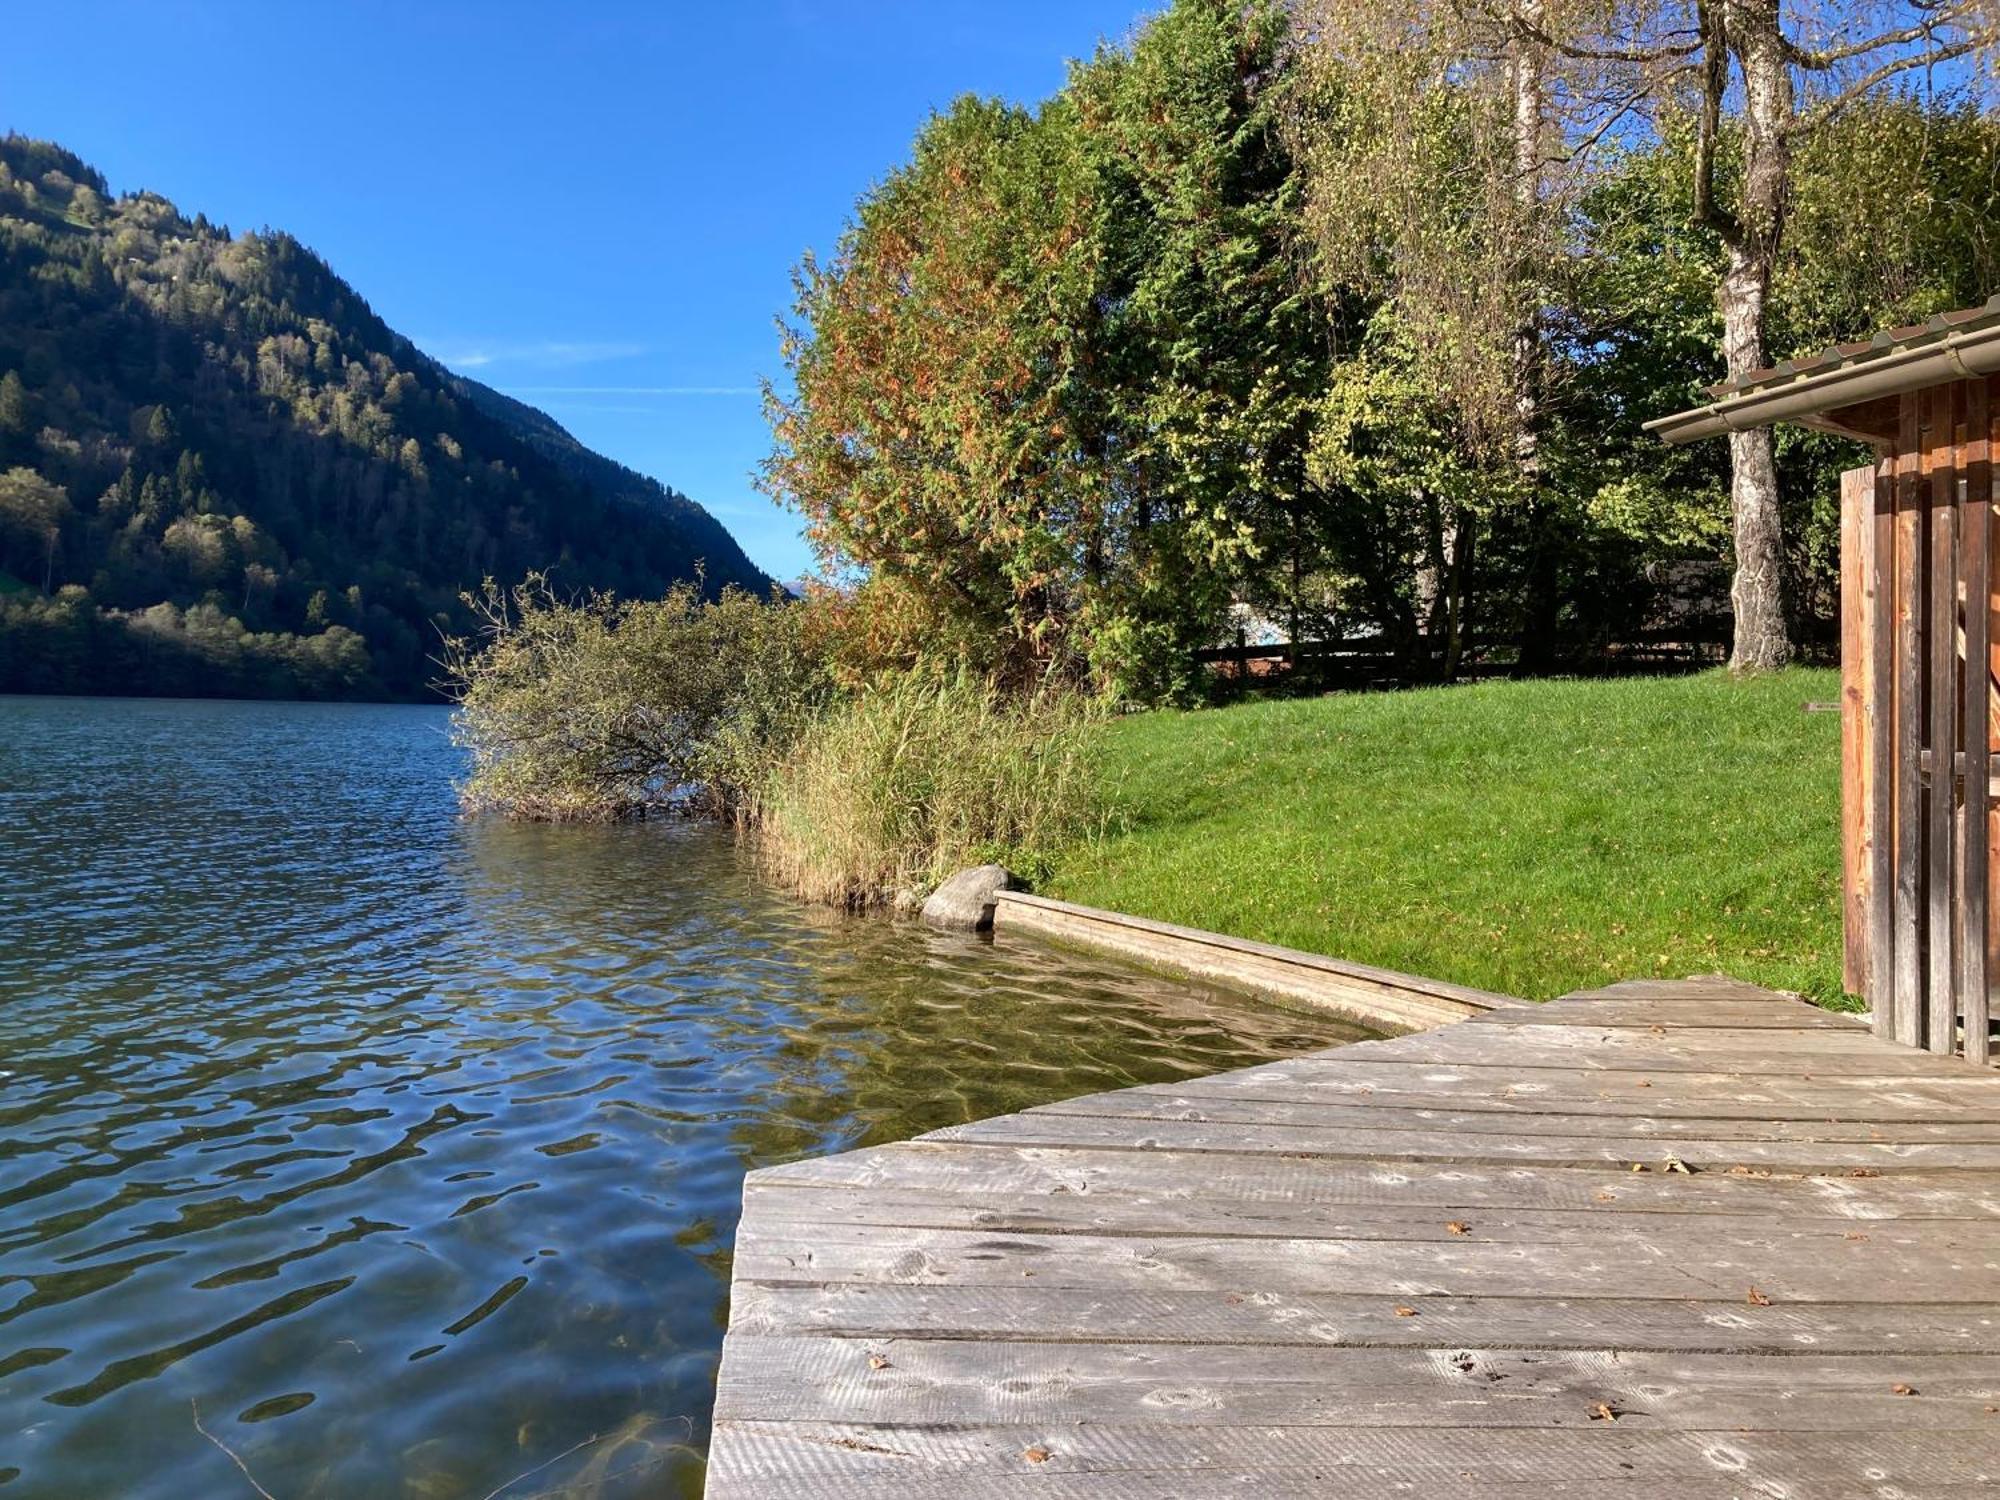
[1320, 1025, 1968, 1076]
[1842, 463, 1874, 998]
[1966, 377, 1994, 1067]
[1221, 1049, 2000, 1098]
[1018, 1086, 2000, 1143]
[1118, 1068, 2000, 1124]
[706, 1421, 2000, 1498]
[1929, 387, 1963, 1053]
[1465, 999, 1859, 1029]
[752, 1141, 2000, 1221]
[1895, 390, 1927, 1046]
[931, 1108, 2000, 1173]
[1182, 1055, 2000, 1116]
[1564, 976, 1806, 1002]
[713, 1335, 2000, 1430]
[727, 1279, 2000, 1354]
[1868, 457, 1899, 1035]
[740, 1181, 1996, 1264]
[990, 891, 1517, 1034]
[733, 1220, 2000, 1303]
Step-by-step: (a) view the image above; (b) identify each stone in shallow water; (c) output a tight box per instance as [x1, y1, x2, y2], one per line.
[921, 864, 1021, 932]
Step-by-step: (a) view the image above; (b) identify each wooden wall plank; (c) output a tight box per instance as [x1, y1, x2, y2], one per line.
[1841, 463, 1873, 1000]
[1969, 379, 1995, 1066]
[1868, 457, 1897, 1036]
[1927, 386, 1961, 1054]
[1893, 392, 1925, 1047]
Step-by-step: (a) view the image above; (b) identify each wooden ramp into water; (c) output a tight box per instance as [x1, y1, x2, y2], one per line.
[705, 977, 2000, 1498]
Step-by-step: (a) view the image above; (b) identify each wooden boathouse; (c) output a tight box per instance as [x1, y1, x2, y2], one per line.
[704, 307, 2000, 1496]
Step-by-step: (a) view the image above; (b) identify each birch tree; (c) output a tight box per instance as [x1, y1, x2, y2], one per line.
[1535, 0, 1997, 669]
[1284, 1, 1636, 668]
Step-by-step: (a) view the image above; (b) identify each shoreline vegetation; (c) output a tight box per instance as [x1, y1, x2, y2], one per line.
[443, 575, 1110, 909]
[443, 576, 1844, 1005]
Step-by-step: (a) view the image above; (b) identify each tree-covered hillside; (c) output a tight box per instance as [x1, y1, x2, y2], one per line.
[0, 135, 767, 700]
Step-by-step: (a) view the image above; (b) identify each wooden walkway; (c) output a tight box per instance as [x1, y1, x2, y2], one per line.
[706, 977, 2000, 1498]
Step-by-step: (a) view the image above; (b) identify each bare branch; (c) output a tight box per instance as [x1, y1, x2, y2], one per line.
[1690, 0, 1742, 248]
[1798, 34, 1994, 133]
[1780, 3, 1986, 70]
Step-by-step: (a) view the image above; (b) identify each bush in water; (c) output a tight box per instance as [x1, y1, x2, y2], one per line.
[442, 573, 827, 821]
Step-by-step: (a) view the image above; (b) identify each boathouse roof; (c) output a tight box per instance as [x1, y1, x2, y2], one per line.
[1646, 292, 2000, 445]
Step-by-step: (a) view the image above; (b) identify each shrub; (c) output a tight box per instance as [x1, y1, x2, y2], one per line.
[748, 669, 1108, 909]
[443, 574, 826, 820]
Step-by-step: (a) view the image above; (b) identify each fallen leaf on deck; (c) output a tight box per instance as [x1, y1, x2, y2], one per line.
[1393, 1305, 1419, 1317]
[868, 1354, 892, 1370]
[1746, 1287, 1771, 1306]
[1024, 1446, 1051, 1464]
[1446, 1221, 1471, 1236]
[1589, 1402, 1619, 1422]
[1892, 1384, 1917, 1396]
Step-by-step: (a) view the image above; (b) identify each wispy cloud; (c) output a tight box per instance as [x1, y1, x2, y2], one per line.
[509, 384, 761, 397]
[419, 338, 649, 371]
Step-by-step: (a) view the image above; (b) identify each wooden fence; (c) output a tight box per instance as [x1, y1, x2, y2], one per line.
[1840, 376, 1995, 1063]
[1194, 625, 1740, 690]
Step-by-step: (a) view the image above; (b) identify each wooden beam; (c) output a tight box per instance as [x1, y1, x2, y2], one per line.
[1807, 393, 1903, 446]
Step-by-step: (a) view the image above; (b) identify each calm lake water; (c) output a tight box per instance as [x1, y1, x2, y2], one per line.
[0, 696, 1362, 1499]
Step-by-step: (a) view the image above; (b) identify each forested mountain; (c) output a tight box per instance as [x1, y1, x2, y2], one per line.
[0, 134, 768, 700]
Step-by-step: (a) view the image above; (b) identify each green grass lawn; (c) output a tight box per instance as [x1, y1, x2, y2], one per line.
[1050, 668, 1849, 1006]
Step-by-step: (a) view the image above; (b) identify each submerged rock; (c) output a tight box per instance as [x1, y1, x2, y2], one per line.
[921, 864, 1021, 932]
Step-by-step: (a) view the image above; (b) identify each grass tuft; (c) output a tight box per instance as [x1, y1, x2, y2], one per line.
[751, 672, 1106, 910]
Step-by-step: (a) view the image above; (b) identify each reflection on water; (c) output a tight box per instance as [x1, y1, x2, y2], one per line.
[0, 696, 1364, 1498]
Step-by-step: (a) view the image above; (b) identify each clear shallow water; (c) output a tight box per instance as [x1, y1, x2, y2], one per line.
[0, 696, 1365, 1499]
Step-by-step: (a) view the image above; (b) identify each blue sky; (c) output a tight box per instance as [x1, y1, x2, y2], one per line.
[0, 1, 1154, 581]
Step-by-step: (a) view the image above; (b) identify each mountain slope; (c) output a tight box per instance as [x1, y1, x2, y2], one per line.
[0, 134, 769, 700]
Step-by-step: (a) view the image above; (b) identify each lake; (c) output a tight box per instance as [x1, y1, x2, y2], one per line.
[0, 696, 1363, 1499]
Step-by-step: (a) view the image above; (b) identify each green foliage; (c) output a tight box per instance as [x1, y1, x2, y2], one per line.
[443, 576, 824, 821]
[0, 132, 766, 701]
[765, 0, 1320, 700]
[751, 670, 1108, 908]
[1052, 669, 1847, 1004]
[769, 3, 2000, 692]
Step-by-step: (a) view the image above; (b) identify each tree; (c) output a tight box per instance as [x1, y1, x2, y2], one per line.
[242, 561, 278, 613]
[0, 371, 27, 437]
[1541, 0, 1999, 670]
[0, 467, 70, 592]
[764, 94, 1108, 682]
[767, 1, 1333, 700]
[1284, 0, 1634, 670]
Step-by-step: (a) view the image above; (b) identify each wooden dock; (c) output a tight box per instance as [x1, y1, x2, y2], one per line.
[706, 977, 2000, 1498]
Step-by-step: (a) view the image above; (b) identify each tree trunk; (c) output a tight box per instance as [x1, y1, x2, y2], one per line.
[1720, 248, 1790, 670]
[1443, 505, 1473, 681]
[1718, 0, 1793, 673]
[1508, 0, 1559, 674]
